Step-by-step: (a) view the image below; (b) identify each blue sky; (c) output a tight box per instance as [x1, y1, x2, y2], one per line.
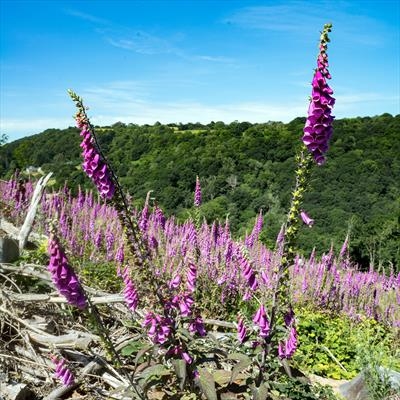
[1, 0, 399, 142]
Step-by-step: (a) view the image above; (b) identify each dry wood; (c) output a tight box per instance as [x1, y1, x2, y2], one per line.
[43, 359, 106, 400]
[7, 291, 125, 305]
[18, 172, 52, 251]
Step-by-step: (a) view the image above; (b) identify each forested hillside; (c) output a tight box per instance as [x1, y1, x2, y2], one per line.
[1, 113, 399, 270]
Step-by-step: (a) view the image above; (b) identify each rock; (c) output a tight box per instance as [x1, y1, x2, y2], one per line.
[339, 368, 400, 400]
[0, 382, 35, 400]
[0, 236, 20, 263]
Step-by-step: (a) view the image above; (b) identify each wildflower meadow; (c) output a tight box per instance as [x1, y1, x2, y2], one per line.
[0, 23, 399, 400]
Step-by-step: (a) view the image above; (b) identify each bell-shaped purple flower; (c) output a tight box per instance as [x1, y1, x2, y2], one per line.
[189, 315, 207, 337]
[238, 251, 258, 291]
[237, 317, 247, 343]
[143, 312, 172, 344]
[300, 210, 314, 227]
[186, 263, 197, 293]
[253, 304, 270, 338]
[48, 235, 87, 309]
[278, 326, 298, 359]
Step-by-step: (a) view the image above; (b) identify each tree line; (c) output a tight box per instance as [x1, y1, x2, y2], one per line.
[1, 113, 399, 271]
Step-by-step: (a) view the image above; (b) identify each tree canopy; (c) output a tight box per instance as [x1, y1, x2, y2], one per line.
[1, 114, 399, 270]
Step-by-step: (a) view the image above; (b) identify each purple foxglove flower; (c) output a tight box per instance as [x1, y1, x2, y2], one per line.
[253, 304, 270, 338]
[139, 191, 151, 234]
[245, 210, 263, 248]
[115, 243, 124, 264]
[238, 252, 258, 291]
[122, 267, 139, 312]
[189, 316, 207, 336]
[169, 274, 181, 289]
[194, 176, 202, 207]
[154, 205, 166, 229]
[278, 326, 298, 359]
[187, 263, 197, 292]
[276, 224, 285, 249]
[302, 24, 335, 165]
[143, 313, 171, 344]
[340, 235, 349, 259]
[52, 356, 75, 386]
[300, 210, 314, 227]
[237, 317, 247, 343]
[48, 235, 87, 309]
[174, 294, 194, 317]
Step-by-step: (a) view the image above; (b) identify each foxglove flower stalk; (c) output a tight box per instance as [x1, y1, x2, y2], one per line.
[69, 90, 115, 200]
[52, 356, 75, 386]
[300, 210, 314, 227]
[303, 23, 335, 165]
[194, 175, 202, 207]
[48, 234, 87, 309]
[340, 234, 349, 259]
[78, 120, 115, 200]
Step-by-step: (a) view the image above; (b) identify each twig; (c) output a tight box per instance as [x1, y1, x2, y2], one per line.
[320, 344, 348, 372]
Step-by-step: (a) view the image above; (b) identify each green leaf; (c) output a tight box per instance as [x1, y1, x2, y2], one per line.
[196, 368, 218, 400]
[230, 357, 252, 384]
[172, 359, 187, 390]
[254, 383, 270, 400]
[138, 363, 170, 389]
[134, 344, 154, 365]
[120, 340, 147, 356]
[227, 352, 252, 362]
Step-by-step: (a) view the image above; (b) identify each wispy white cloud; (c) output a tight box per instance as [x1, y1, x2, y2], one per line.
[64, 9, 110, 25]
[105, 30, 181, 56]
[224, 1, 389, 46]
[66, 8, 234, 63]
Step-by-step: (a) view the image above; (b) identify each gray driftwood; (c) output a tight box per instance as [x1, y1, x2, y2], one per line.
[18, 172, 52, 251]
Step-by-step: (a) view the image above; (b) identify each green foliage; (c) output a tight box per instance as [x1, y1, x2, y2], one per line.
[2, 114, 400, 269]
[356, 325, 400, 399]
[78, 260, 122, 292]
[293, 307, 400, 380]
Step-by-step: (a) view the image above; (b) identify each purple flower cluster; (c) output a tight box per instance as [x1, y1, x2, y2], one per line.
[52, 356, 75, 386]
[48, 234, 87, 309]
[189, 316, 207, 336]
[303, 24, 335, 165]
[278, 326, 298, 359]
[76, 112, 115, 200]
[253, 304, 270, 338]
[186, 263, 197, 293]
[167, 345, 193, 364]
[122, 266, 139, 312]
[237, 316, 247, 343]
[278, 309, 298, 359]
[194, 175, 202, 207]
[143, 312, 172, 344]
